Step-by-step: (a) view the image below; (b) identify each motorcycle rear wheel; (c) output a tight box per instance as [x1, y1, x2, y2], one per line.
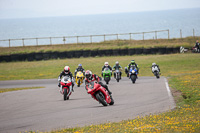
[96, 92, 108, 106]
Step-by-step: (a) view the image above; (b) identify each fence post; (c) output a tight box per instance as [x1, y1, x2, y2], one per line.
[36, 38, 38, 46]
[90, 35, 92, 44]
[180, 29, 182, 38]
[117, 34, 119, 40]
[155, 31, 157, 40]
[9, 39, 11, 47]
[143, 32, 144, 40]
[50, 37, 52, 45]
[104, 35, 105, 42]
[129, 33, 132, 40]
[22, 39, 25, 46]
[77, 36, 79, 44]
[168, 29, 170, 39]
[63, 37, 66, 44]
[193, 29, 195, 37]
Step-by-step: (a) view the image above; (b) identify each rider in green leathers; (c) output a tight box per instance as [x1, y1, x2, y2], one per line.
[125, 60, 139, 77]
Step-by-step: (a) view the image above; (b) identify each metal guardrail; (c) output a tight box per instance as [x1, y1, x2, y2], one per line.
[0, 29, 173, 47]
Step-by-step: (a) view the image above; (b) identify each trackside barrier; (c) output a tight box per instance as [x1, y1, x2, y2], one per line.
[0, 47, 180, 62]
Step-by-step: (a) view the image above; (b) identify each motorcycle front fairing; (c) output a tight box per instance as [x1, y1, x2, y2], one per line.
[87, 81, 111, 103]
[60, 76, 72, 96]
[129, 67, 138, 76]
[152, 66, 159, 73]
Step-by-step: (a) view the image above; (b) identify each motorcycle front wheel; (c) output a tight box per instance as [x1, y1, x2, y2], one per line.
[109, 95, 114, 105]
[95, 92, 108, 106]
[131, 75, 137, 83]
[64, 89, 69, 100]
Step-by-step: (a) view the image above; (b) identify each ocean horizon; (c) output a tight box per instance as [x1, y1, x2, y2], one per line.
[0, 8, 200, 47]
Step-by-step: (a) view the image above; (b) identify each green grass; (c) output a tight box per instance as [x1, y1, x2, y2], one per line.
[0, 36, 199, 55]
[0, 53, 199, 80]
[1, 53, 200, 132]
[0, 86, 44, 93]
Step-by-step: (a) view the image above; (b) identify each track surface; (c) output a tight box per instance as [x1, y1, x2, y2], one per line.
[0, 77, 175, 133]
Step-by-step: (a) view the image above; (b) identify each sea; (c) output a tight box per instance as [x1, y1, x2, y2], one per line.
[0, 8, 200, 47]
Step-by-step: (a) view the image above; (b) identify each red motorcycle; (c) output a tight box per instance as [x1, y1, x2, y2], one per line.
[86, 81, 114, 106]
[60, 76, 73, 100]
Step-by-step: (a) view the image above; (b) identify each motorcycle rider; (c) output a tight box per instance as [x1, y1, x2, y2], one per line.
[101, 62, 112, 77]
[85, 70, 112, 95]
[152, 63, 161, 74]
[112, 61, 122, 79]
[58, 66, 75, 92]
[125, 60, 139, 77]
[74, 64, 85, 76]
[195, 40, 200, 53]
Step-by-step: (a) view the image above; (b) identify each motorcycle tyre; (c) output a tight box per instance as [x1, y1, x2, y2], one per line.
[116, 74, 120, 82]
[78, 79, 80, 87]
[64, 89, 68, 100]
[154, 72, 160, 79]
[109, 95, 114, 105]
[96, 92, 108, 106]
[131, 75, 137, 84]
[105, 77, 110, 85]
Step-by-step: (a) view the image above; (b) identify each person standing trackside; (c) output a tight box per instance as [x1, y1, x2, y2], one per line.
[195, 40, 200, 53]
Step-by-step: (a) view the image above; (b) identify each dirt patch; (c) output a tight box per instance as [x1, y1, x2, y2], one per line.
[170, 87, 183, 103]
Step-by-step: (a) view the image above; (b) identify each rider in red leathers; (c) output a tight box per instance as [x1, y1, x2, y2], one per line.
[58, 66, 75, 92]
[85, 70, 112, 94]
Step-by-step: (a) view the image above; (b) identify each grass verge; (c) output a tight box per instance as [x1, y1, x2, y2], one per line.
[0, 86, 44, 93]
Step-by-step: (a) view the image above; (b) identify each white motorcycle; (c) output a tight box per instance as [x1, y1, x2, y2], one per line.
[152, 66, 160, 79]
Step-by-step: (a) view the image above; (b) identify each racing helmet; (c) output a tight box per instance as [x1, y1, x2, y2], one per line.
[104, 62, 109, 67]
[64, 66, 70, 74]
[78, 64, 82, 69]
[116, 61, 119, 66]
[85, 70, 92, 79]
[131, 60, 135, 64]
[152, 63, 156, 66]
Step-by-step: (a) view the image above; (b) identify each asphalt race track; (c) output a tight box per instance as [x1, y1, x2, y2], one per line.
[0, 77, 175, 133]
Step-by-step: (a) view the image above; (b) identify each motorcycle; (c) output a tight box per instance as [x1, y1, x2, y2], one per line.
[129, 66, 138, 84]
[59, 76, 73, 100]
[114, 69, 121, 82]
[75, 71, 85, 87]
[103, 68, 112, 84]
[152, 66, 160, 79]
[86, 81, 114, 106]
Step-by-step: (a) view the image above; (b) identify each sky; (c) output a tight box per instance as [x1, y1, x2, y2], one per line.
[0, 0, 200, 19]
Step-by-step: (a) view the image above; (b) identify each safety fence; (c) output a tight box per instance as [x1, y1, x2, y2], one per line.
[0, 29, 170, 47]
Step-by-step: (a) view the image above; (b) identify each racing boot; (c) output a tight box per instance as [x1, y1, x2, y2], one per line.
[105, 85, 112, 95]
[72, 83, 74, 92]
[58, 82, 61, 87]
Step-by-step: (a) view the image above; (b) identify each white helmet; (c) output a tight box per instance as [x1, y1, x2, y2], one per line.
[85, 70, 92, 79]
[152, 63, 156, 66]
[104, 62, 109, 67]
[64, 66, 70, 74]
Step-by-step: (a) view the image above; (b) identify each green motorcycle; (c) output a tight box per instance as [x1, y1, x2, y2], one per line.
[103, 68, 112, 84]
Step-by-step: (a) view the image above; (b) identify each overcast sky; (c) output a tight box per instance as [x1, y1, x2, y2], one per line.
[0, 0, 200, 19]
